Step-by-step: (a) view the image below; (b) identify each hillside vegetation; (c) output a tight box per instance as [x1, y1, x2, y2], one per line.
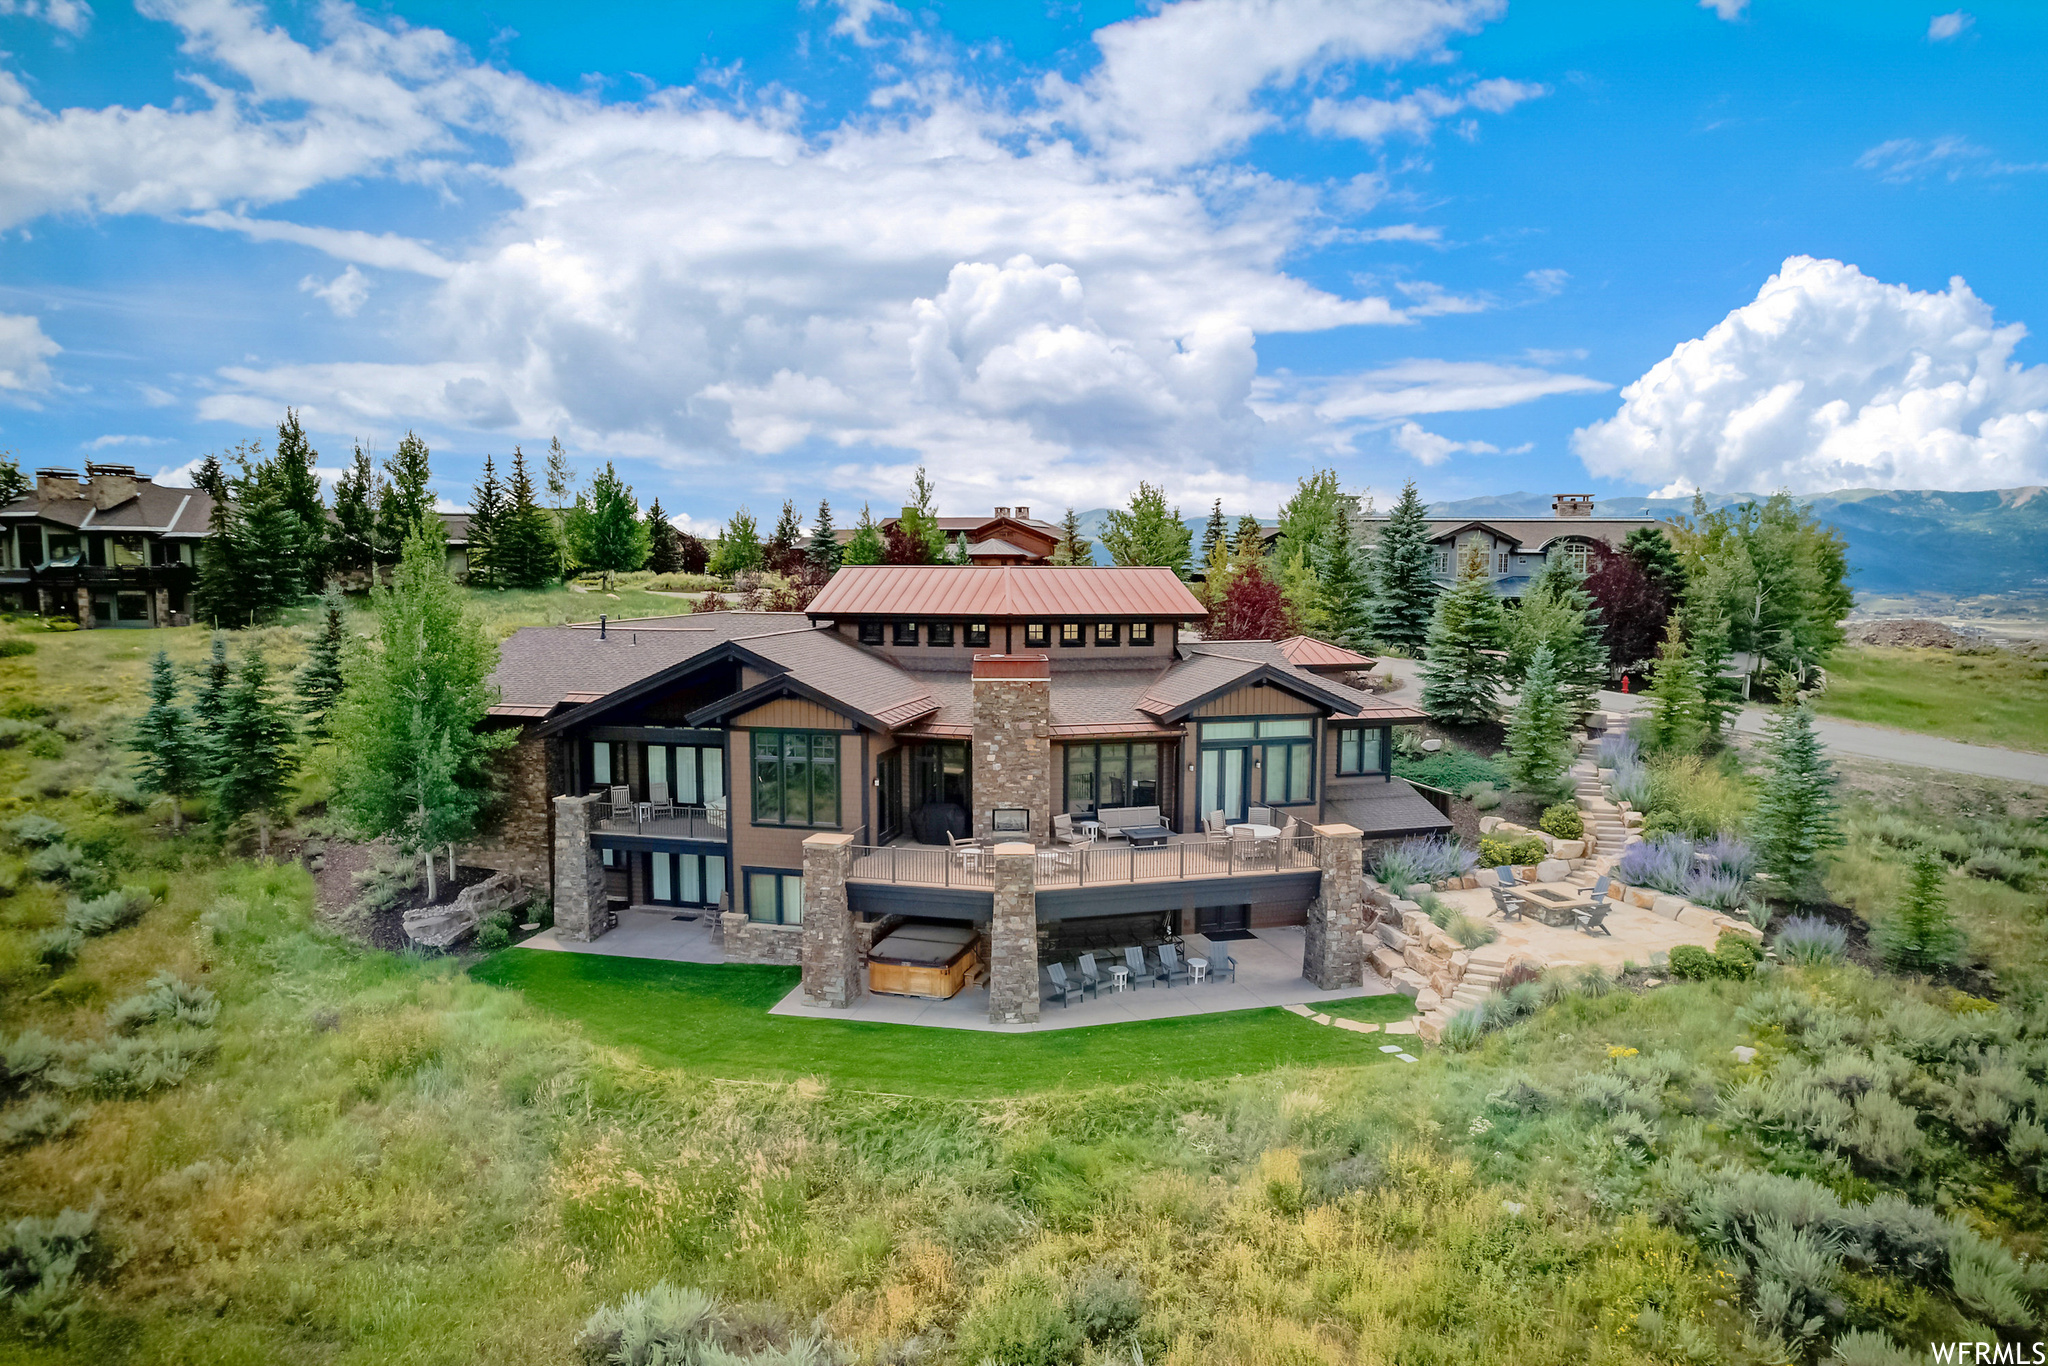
[1815, 645, 2048, 754]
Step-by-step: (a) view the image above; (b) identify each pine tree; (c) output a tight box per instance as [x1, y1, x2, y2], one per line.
[1504, 644, 1571, 793]
[1051, 507, 1093, 566]
[297, 593, 348, 738]
[805, 499, 839, 576]
[332, 443, 380, 582]
[211, 650, 297, 858]
[494, 446, 557, 590]
[1368, 480, 1439, 652]
[1877, 847, 1965, 973]
[234, 475, 304, 624]
[1751, 699, 1841, 899]
[466, 454, 507, 588]
[1310, 526, 1372, 651]
[710, 506, 764, 575]
[1624, 526, 1688, 601]
[1510, 555, 1607, 720]
[1230, 514, 1265, 570]
[1100, 482, 1192, 573]
[1645, 617, 1705, 753]
[0, 452, 29, 507]
[566, 462, 649, 588]
[192, 634, 232, 779]
[329, 519, 516, 899]
[192, 452, 228, 501]
[377, 431, 437, 553]
[645, 498, 685, 574]
[194, 473, 244, 628]
[1418, 547, 1506, 724]
[272, 408, 330, 590]
[763, 499, 805, 577]
[841, 505, 885, 566]
[1200, 499, 1227, 567]
[544, 436, 577, 580]
[130, 650, 201, 833]
[1686, 603, 1739, 740]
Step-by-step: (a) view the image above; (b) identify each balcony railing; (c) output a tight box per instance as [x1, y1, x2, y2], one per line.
[846, 833, 1316, 889]
[593, 803, 730, 842]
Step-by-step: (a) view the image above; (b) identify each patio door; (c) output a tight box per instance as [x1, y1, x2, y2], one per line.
[648, 851, 727, 908]
[877, 751, 903, 843]
[1195, 904, 1250, 934]
[1198, 746, 1250, 824]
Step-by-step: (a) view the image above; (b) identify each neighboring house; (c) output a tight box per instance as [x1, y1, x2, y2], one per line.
[0, 465, 212, 628]
[834, 504, 1062, 564]
[473, 564, 1446, 1019]
[1348, 494, 1666, 599]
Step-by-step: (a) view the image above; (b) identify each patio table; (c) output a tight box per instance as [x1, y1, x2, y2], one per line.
[1108, 965, 1130, 993]
[1124, 825, 1172, 848]
[1228, 824, 1280, 840]
[635, 801, 653, 825]
[1188, 957, 1208, 985]
[1518, 886, 1586, 927]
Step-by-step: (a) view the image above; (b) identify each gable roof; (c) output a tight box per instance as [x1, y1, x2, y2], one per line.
[685, 627, 939, 730]
[1, 481, 214, 535]
[488, 613, 808, 717]
[806, 565, 1206, 620]
[1143, 640, 1423, 723]
[1276, 635, 1376, 671]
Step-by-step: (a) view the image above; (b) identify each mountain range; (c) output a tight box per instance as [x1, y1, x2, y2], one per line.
[1068, 488, 2048, 606]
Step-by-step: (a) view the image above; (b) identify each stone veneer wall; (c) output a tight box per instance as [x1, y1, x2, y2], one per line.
[971, 673, 1052, 841]
[460, 728, 554, 884]
[551, 793, 609, 942]
[799, 832, 863, 1006]
[1302, 823, 1367, 989]
[987, 843, 1040, 1024]
[722, 912, 804, 966]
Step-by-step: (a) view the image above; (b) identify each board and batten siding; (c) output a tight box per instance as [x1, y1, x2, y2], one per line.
[1191, 685, 1319, 718]
[733, 697, 854, 731]
[727, 726, 870, 900]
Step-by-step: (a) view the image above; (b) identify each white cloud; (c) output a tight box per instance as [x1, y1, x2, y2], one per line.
[1524, 267, 1568, 298]
[1356, 223, 1442, 244]
[84, 433, 171, 449]
[827, 0, 904, 46]
[1307, 76, 1545, 145]
[1857, 136, 2046, 183]
[1287, 359, 1609, 422]
[300, 264, 370, 316]
[1571, 255, 2048, 493]
[189, 211, 454, 276]
[0, 0, 90, 34]
[1699, 0, 1746, 19]
[0, 312, 59, 397]
[1927, 10, 1973, 40]
[1390, 420, 1498, 464]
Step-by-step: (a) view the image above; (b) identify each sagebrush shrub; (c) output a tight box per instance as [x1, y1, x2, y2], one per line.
[2, 815, 65, 848]
[105, 973, 219, 1033]
[1774, 915, 1848, 966]
[0, 1207, 104, 1338]
[64, 888, 150, 938]
[0, 1097, 81, 1151]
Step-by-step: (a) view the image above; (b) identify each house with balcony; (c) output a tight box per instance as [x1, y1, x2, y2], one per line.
[0, 465, 212, 627]
[1349, 494, 1667, 599]
[834, 505, 1062, 564]
[476, 564, 1447, 1021]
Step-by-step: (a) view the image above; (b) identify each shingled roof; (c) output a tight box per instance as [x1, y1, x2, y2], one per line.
[487, 613, 807, 714]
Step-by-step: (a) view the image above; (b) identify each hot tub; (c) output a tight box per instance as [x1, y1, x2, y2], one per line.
[868, 923, 978, 999]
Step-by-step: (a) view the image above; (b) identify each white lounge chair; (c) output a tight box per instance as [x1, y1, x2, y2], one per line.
[647, 781, 677, 820]
[607, 785, 634, 822]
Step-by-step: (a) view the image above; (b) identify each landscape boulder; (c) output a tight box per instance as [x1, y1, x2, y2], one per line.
[1536, 858, 1570, 883]
[403, 870, 531, 950]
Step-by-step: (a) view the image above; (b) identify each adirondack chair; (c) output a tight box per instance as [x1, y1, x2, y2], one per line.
[1203, 941, 1237, 984]
[1045, 962, 1080, 1008]
[1156, 943, 1191, 988]
[1589, 873, 1612, 903]
[1490, 886, 1525, 921]
[1576, 902, 1615, 936]
[1125, 945, 1152, 988]
[1076, 952, 1103, 998]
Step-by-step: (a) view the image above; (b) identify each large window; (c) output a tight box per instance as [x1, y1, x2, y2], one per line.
[1259, 718, 1314, 805]
[751, 731, 840, 827]
[650, 851, 726, 907]
[110, 535, 146, 568]
[1556, 540, 1594, 574]
[1063, 742, 1163, 816]
[590, 740, 624, 788]
[1337, 727, 1385, 776]
[910, 740, 970, 810]
[746, 869, 804, 925]
[645, 743, 724, 805]
[927, 621, 955, 647]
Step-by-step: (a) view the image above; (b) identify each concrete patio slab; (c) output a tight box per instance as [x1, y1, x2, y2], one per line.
[1426, 885, 1730, 970]
[517, 907, 726, 964]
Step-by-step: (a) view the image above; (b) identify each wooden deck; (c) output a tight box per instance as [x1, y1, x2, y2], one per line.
[848, 831, 1315, 889]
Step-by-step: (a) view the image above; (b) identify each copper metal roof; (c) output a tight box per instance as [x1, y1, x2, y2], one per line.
[1276, 636, 1377, 670]
[806, 565, 1206, 621]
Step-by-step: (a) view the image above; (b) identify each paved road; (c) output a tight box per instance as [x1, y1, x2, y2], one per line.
[1375, 671, 2048, 786]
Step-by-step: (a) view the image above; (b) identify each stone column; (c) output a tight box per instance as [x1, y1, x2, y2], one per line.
[801, 832, 863, 1007]
[152, 586, 171, 627]
[971, 654, 1052, 841]
[1303, 823, 1366, 989]
[75, 585, 95, 629]
[551, 793, 609, 942]
[987, 841, 1040, 1024]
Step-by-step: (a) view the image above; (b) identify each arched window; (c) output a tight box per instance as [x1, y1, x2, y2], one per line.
[1556, 539, 1594, 574]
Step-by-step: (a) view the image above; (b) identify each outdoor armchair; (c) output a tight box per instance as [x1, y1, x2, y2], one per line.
[607, 785, 634, 822]
[1125, 945, 1153, 988]
[1076, 952, 1102, 998]
[1045, 962, 1080, 1008]
[1247, 806, 1272, 826]
[647, 781, 677, 820]
[1203, 942, 1237, 984]
[1576, 902, 1614, 936]
[1156, 943, 1191, 988]
[1489, 886, 1525, 922]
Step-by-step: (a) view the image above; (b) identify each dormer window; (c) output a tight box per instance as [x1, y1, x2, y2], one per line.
[1025, 623, 1049, 648]
[858, 621, 884, 646]
[892, 621, 918, 646]
[1129, 622, 1154, 646]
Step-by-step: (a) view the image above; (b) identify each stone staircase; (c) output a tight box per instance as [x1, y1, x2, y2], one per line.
[1417, 948, 1510, 1040]
[1573, 727, 1631, 857]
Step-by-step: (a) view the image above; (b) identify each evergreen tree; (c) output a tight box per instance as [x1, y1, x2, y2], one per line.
[272, 408, 330, 589]
[1309, 525, 1372, 651]
[494, 446, 557, 590]
[710, 507, 764, 575]
[1624, 526, 1688, 602]
[892, 468, 947, 565]
[1367, 480, 1439, 653]
[805, 499, 839, 576]
[841, 504, 885, 566]
[544, 436, 577, 580]
[466, 454, 507, 588]
[233, 474, 304, 624]
[566, 462, 649, 588]
[329, 519, 516, 900]
[1645, 617, 1705, 753]
[1230, 514, 1266, 570]
[332, 443, 380, 581]
[1751, 698, 1841, 899]
[1051, 507, 1093, 566]
[192, 452, 228, 500]
[211, 650, 297, 858]
[297, 593, 348, 738]
[0, 452, 29, 507]
[1100, 482, 1193, 573]
[1418, 547, 1506, 724]
[1504, 644, 1571, 793]
[192, 634, 232, 778]
[1510, 556, 1607, 720]
[194, 472, 244, 628]
[763, 498, 805, 577]
[645, 498, 685, 574]
[1200, 499, 1228, 567]
[1877, 847, 1965, 974]
[130, 650, 201, 833]
[377, 431, 436, 553]
[1685, 600, 1740, 739]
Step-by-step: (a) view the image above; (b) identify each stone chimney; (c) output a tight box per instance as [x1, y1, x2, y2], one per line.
[970, 654, 1051, 841]
[1014, 505, 1030, 521]
[1551, 493, 1595, 519]
[992, 506, 1011, 519]
[86, 463, 141, 510]
[34, 469, 83, 501]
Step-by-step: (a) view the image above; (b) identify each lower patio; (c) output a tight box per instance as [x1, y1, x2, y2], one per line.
[1424, 884, 1747, 972]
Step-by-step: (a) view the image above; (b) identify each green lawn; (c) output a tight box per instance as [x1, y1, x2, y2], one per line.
[470, 949, 1402, 1099]
[1319, 993, 1420, 1024]
[1813, 644, 2048, 752]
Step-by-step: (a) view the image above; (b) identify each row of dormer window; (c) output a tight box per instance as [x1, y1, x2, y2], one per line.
[855, 620, 1158, 649]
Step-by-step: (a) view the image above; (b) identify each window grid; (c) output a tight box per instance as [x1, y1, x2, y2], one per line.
[1129, 622, 1154, 646]
[927, 622, 955, 647]
[965, 623, 990, 647]
[1093, 622, 1118, 646]
[750, 730, 840, 828]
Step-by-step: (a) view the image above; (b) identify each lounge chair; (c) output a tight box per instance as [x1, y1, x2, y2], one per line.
[947, 831, 981, 872]
[1575, 902, 1614, 936]
[1076, 952, 1102, 998]
[647, 781, 677, 820]
[1202, 941, 1236, 984]
[1053, 813, 1093, 847]
[607, 785, 635, 822]
[1045, 962, 1081, 1007]
[1156, 943, 1191, 988]
[1489, 886, 1524, 921]
[1125, 945, 1153, 988]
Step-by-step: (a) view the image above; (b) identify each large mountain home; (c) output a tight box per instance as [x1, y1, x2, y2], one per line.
[834, 505, 1062, 564]
[1351, 494, 1665, 599]
[476, 564, 1446, 1022]
[0, 465, 214, 628]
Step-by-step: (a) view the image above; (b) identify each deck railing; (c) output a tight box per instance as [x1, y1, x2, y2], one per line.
[593, 803, 729, 841]
[845, 833, 1316, 889]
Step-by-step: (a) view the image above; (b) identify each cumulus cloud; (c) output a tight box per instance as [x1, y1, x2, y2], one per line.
[1390, 420, 1498, 464]
[300, 265, 370, 316]
[0, 0, 90, 34]
[1571, 255, 2048, 493]
[0, 312, 59, 397]
[1927, 10, 1973, 40]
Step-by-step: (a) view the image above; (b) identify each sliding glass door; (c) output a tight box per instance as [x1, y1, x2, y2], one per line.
[1198, 744, 1250, 824]
[643, 743, 725, 806]
[646, 851, 727, 908]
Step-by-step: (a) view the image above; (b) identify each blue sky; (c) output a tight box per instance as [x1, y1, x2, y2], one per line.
[1, 0, 2044, 527]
